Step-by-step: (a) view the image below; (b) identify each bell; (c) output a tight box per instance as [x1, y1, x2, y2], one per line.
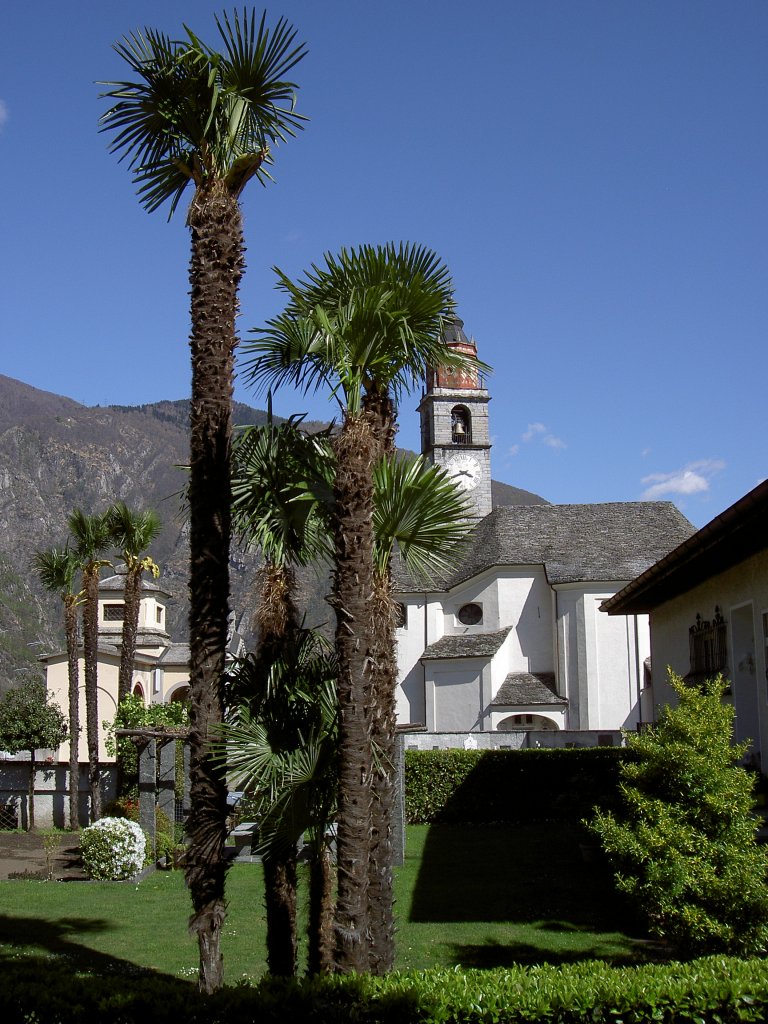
[454, 421, 466, 436]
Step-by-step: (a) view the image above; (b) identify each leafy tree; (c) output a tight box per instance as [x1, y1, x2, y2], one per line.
[100, 10, 307, 992]
[0, 681, 67, 831]
[589, 672, 768, 956]
[68, 509, 112, 823]
[243, 243, 479, 971]
[105, 502, 161, 707]
[33, 546, 83, 830]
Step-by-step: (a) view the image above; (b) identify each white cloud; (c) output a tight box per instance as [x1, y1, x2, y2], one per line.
[641, 459, 725, 500]
[641, 447, 651, 458]
[0, 101, 7, 131]
[543, 434, 566, 450]
[522, 422, 546, 442]
[508, 444, 520, 456]
[519, 422, 566, 451]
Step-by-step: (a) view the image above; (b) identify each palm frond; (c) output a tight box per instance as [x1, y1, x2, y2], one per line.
[373, 454, 475, 581]
[99, 11, 308, 215]
[241, 242, 490, 409]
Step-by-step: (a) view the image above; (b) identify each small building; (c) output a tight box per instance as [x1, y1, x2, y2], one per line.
[43, 572, 194, 765]
[602, 480, 768, 763]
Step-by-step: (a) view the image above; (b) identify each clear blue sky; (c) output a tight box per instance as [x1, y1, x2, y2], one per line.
[1, 1, 766, 527]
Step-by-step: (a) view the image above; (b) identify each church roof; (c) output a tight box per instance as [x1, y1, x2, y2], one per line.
[421, 626, 512, 660]
[393, 501, 694, 593]
[159, 642, 190, 666]
[99, 572, 171, 598]
[491, 672, 567, 706]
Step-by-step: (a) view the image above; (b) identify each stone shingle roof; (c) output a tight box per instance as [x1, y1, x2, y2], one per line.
[393, 502, 694, 593]
[421, 626, 512, 660]
[99, 572, 170, 597]
[159, 643, 190, 666]
[491, 672, 567, 706]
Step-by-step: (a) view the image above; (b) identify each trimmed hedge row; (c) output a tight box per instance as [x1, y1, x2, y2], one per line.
[405, 747, 629, 824]
[2, 956, 767, 1023]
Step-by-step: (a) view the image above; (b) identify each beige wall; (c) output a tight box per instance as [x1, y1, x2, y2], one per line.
[649, 548, 768, 763]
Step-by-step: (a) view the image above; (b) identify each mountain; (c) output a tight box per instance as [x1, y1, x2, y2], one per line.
[0, 375, 547, 693]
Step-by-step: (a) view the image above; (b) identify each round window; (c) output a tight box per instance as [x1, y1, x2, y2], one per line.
[457, 603, 483, 625]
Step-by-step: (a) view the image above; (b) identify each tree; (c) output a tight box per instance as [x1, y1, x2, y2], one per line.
[589, 672, 768, 956]
[33, 547, 82, 830]
[99, 11, 307, 991]
[223, 633, 339, 976]
[230, 416, 471, 973]
[68, 509, 112, 823]
[0, 681, 67, 831]
[105, 502, 162, 709]
[243, 249, 480, 971]
[230, 415, 333, 975]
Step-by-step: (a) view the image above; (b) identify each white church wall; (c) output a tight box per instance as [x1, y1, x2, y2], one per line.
[425, 659, 486, 731]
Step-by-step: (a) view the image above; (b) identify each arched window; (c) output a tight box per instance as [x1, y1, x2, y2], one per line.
[451, 406, 471, 445]
[497, 714, 559, 732]
[132, 682, 145, 700]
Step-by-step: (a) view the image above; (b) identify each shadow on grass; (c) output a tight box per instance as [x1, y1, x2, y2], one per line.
[446, 934, 651, 969]
[0, 912, 194, 989]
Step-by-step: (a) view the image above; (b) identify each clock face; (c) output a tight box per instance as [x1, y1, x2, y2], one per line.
[447, 453, 482, 491]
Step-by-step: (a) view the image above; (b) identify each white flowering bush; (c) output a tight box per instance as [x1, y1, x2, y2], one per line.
[80, 816, 147, 880]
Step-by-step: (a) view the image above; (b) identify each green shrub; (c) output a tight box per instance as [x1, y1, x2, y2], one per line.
[406, 747, 627, 824]
[589, 672, 768, 957]
[79, 817, 147, 880]
[3, 955, 768, 1023]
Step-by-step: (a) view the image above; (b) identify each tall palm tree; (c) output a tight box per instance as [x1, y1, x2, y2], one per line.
[99, 11, 307, 992]
[33, 546, 82, 830]
[105, 502, 162, 707]
[242, 243, 482, 972]
[68, 509, 112, 823]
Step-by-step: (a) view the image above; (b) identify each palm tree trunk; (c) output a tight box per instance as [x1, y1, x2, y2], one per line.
[331, 413, 377, 973]
[364, 388, 397, 972]
[184, 180, 243, 995]
[256, 561, 301, 976]
[366, 572, 398, 973]
[83, 565, 101, 822]
[263, 849, 298, 975]
[65, 598, 80, 830]
[118, 563, 141, 705]
[308, 838, 334, 974]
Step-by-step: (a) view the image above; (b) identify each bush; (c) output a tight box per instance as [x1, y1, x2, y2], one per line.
[406, 747, 627, 823]
[3, 955, 768, 1023]
[588, 672, 768, 957]
[80, 816, 147, 880]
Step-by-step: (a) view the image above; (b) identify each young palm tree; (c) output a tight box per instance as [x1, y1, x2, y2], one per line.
[33, 546, 83, 830]
[223, 635, 339, 976]
[99, 11, 307, 991]
[105, 502, 162, 706]
[68, 509, 111, 823]
[242, 243, 482, 971]
[231, 416, 333, 975]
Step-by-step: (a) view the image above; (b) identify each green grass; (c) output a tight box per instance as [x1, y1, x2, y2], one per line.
[0, 823, 650, 983]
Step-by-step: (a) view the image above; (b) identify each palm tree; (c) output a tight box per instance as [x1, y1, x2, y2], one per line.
[242, 243, 482, 971]
[99, 10, 307, 992]
[68, 509, 111, 823]
[223, 634, 339, 976]
[105, 502, 161, 707]
[33, 546, 82, 830]
[230, 415, 333, 975]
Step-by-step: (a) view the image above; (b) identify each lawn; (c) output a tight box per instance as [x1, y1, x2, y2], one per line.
[0, 823, 650, 983]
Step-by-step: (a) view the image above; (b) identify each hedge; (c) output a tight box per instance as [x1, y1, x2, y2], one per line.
[2, 956, 767, 1023]
[405, 747, 629, 824]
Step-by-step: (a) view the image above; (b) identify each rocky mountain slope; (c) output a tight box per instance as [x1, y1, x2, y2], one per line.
[0, 374, 547, 693]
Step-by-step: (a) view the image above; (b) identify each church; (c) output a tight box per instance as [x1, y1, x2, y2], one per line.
[393, 320, 694, 740]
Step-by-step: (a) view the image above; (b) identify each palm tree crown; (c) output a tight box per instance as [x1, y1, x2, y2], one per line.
[99, 10, 307, 215]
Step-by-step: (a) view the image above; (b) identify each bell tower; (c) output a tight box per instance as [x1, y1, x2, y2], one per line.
[418, 317, 492, 519]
